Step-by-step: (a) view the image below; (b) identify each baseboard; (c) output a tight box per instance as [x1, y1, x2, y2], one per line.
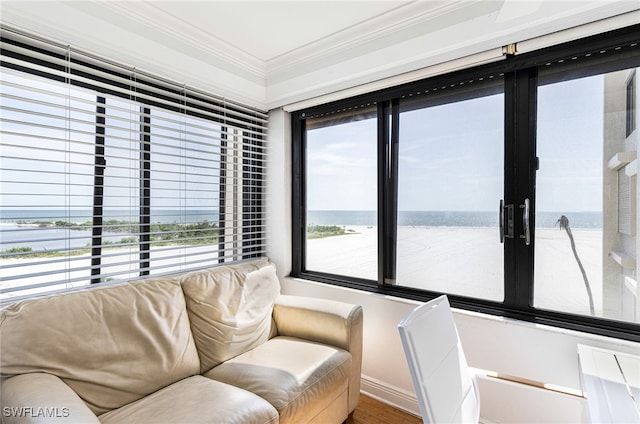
[359, 374, 420, 417]
[358, 373, 581, 424]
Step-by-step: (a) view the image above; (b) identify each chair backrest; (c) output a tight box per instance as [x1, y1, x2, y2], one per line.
[398, 295, 480, 423]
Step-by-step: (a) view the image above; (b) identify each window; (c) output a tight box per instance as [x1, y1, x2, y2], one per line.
[292, 24, 640, 341]
[396, 81, 504, 301]
[627, 70, 636, 138]
[304, 108, 377, 280]
[534, 72, 613, 318]
[0, 32, 267, 301]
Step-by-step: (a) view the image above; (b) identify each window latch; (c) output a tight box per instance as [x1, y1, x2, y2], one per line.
[500, 199, 514, 243]
[520, 198, 531, 246]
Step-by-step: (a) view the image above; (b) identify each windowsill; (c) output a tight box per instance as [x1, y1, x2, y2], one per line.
[282, 275, 640, 348]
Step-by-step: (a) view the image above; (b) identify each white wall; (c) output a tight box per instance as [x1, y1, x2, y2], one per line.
[266, 109, 292, 280]
[267, 1, 640, 109]
[267, 108, 640, 423]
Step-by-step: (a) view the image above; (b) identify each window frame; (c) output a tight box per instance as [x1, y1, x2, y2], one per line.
[291, 24, 640, 342]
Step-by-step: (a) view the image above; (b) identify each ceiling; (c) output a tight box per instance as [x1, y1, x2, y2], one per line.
[1, 1, 639, 110]
[144, 1, 417, 63]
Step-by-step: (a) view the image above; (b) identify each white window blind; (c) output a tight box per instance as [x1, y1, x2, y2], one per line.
[0, 29, 268, 302]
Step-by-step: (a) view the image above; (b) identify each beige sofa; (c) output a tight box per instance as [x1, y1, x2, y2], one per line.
[0, 258, 363, 424]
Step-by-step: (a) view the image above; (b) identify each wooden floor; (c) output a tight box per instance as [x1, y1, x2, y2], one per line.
[347, 394, 422, 424]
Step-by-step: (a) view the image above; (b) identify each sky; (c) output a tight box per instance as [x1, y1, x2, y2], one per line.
[306, 73, 609, 213]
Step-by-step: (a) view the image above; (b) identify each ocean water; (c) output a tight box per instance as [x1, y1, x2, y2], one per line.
[0, 209, 220, 252]
[0, 209, 219, 224]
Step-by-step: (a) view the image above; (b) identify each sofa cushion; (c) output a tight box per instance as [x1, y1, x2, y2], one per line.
[99, 375, 278, 424]
[204, 336, 351, 424]
[0, 277, 200, 416]
[180, 258, 281, 373]
[1, 373, 100, 424]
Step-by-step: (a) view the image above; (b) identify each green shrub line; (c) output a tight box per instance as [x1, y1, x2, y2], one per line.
[306, 224, 356, 239]
[2, 246, 91, 258]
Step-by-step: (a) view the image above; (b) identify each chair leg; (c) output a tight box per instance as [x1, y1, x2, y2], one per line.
[343, 411, 355, 424]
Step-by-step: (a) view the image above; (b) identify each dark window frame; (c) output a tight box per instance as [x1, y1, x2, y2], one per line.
[291, 24, 640, 342]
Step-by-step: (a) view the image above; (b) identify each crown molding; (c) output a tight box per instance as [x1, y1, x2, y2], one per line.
[84, 0, 267, 80]
[2, 0, 639, 112]
[265, 0, 477, 76]
[266, 1, 640, 109]
[0, 2, 268, 110]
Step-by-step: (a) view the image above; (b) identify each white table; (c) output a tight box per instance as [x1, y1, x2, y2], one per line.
[577, 344, 640, 423]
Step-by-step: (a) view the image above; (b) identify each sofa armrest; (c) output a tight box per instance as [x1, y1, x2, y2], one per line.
[273, 294, 363, 413]
[1, 373, 99, 424]
[273, 295, 363, 352]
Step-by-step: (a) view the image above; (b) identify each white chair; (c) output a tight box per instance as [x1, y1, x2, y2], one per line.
[398, 295, 480, 423]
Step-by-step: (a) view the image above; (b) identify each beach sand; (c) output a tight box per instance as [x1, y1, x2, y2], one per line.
[306, 226, 603, 317]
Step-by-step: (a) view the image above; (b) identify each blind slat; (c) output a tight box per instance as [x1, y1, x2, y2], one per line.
[0, 48, 269, 129]
[1, 244, 268, 290]
[0, 32, 268, 121]
[1, 30, 267, 302]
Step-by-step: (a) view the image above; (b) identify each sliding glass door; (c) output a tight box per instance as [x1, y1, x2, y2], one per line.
[396, 87, 504, 301]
